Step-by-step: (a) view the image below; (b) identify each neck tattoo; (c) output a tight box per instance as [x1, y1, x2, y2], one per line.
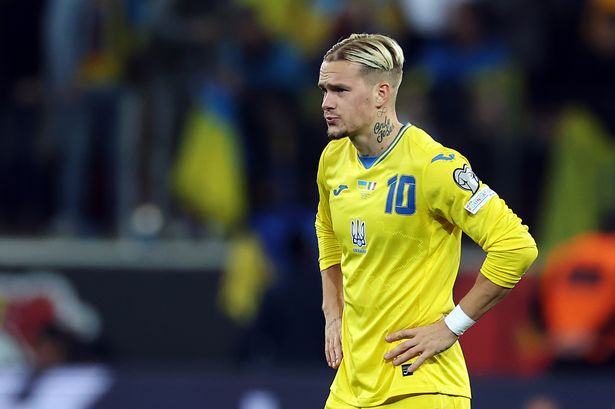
[374, 116, 393, 143]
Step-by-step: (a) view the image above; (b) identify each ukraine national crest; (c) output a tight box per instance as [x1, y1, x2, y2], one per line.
[351, 219, 367, 252]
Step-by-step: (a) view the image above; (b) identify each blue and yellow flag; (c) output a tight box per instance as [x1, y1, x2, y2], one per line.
[172, 83, 247, 231]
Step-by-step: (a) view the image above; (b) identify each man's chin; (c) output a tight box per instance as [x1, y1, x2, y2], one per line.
[327, 129, 348, 140]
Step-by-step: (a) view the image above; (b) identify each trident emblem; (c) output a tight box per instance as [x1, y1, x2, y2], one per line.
[351, 219, 366, 248]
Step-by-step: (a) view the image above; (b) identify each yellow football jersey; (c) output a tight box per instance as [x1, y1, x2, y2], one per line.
[315, 124, 537, 406]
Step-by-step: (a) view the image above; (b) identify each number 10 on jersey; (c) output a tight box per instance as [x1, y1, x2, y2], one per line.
[385, 175, 416, 215]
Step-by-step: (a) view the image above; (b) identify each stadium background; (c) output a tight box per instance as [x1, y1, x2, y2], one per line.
[0, 0, 614, 408]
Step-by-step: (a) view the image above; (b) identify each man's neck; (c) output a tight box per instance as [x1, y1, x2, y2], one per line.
[350, 114, 404, 157]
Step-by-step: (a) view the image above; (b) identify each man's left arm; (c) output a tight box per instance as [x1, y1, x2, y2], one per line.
[384, 155, 538, 372]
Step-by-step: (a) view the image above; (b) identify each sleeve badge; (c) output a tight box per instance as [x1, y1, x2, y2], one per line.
[453, 164, 480, 194]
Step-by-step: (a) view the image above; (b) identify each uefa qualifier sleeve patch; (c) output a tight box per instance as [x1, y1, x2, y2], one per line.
[453, 164, 480, 194]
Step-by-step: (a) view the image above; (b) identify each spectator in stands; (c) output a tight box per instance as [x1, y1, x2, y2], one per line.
[540, 213, 615, 371]
[45, 0, 141, 236]
[417, 1, 529, 215]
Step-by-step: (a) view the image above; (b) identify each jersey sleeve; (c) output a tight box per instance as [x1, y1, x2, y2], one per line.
[315, 146, 342, 271]
[422, 152, 538, 288]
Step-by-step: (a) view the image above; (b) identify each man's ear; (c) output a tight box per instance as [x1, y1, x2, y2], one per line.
[375, 81, 391, 109]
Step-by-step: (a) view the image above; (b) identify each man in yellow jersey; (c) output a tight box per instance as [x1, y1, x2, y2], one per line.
[315, 33, 538, 409]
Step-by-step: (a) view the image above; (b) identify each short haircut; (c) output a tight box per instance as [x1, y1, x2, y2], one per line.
[323, 33, 404, 89]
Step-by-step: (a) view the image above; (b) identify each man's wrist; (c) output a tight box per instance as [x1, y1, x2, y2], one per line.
[323, 308, 341, 319]
[325, 316, 341, 329]
[444, 305, 476, 336]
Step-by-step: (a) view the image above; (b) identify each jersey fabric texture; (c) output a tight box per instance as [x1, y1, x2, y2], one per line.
[315, 124, 537, 407]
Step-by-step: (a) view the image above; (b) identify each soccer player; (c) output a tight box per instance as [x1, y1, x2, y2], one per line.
[315, 33, 538, 408]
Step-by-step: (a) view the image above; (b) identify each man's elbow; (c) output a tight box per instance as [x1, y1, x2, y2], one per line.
[519, 244, 539, 273]
[481, 242, 539, 289]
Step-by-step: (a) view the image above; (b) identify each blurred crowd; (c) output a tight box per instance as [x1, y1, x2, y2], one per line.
[0, 0, 613, 241]
[1, 0, 615, 378]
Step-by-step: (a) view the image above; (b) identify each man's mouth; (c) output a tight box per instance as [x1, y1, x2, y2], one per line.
[325, 116, 339, 125]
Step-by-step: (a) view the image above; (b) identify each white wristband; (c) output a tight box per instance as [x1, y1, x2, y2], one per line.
[444, 305, 476, 336]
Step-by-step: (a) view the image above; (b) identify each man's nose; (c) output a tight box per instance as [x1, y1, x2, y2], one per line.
[322, 93, 335, 110]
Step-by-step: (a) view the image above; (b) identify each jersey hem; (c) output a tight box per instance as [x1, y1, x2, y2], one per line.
[331, 384, 471, 407]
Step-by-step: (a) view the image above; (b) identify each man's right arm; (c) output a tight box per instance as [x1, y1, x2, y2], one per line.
[322, 264, 344, 369]
[315, 147, 344, 369]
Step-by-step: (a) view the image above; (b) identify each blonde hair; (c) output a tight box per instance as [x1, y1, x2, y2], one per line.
[323, 33, 405, 89]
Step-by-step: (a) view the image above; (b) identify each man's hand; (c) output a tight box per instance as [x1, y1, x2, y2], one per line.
[325, 316, 343, 369]
[383, 319, 458, 374]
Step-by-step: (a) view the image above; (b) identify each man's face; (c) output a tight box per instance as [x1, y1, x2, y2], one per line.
[318, 60, 376, 140]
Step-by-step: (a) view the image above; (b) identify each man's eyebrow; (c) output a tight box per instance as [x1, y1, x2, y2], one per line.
[318, 82, 350, 90]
